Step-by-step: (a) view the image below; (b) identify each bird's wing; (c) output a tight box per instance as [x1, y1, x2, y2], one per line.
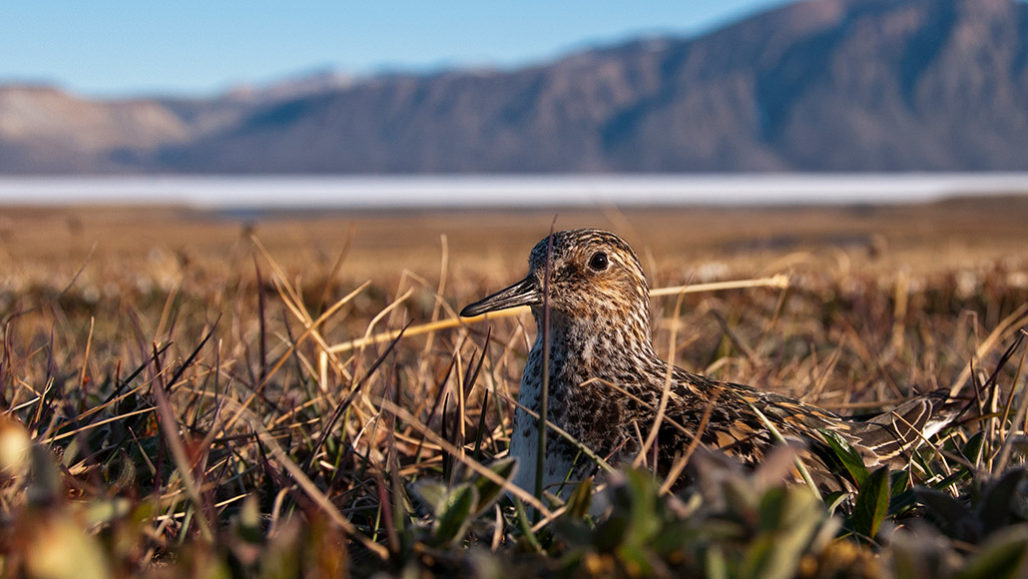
[848, 390, 967, 464]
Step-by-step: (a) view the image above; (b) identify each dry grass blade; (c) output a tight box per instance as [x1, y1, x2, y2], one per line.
[329, 315, 483, 355]
[354, 287, 415, 359]
[303, 322, 412, 473]
[228, 396, 389, 560]
[253, 234, 364, 387]
[148, 335, 216, 542]
[78, 316, 94, 411]
[44, 406, 155, 443]
[422, 234, 449, 356]
[375, 397, 554, 517]
[328, 274, 792, 355]
[992, 330, 1028, 474]
[214, 280, 371, 438]
[536, 218, 557, 506]
[949, 304, 1028, 397]
[634, 290, 686, 468]
[747, 402, 822, 500]
[659, 395, 718, 495]
[649, 274, 790, 296]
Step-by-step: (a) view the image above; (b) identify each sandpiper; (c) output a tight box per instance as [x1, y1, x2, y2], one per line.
[461, 229, 965, 495]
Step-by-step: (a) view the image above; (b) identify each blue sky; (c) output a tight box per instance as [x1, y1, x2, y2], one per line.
[1, 0, 793, 97]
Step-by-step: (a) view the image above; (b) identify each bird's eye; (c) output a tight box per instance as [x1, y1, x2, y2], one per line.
[588, 252, 609, 271]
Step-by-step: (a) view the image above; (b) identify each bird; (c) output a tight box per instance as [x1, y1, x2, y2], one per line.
[460, 229, 970, 496]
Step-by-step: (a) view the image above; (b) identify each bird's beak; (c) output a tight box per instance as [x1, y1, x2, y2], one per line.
[460, 275, 541, 317]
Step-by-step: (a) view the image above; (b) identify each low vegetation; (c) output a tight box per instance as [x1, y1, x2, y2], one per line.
[0, 203, 1026, 577]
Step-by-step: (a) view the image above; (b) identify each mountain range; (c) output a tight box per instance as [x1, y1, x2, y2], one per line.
[2, 0, 1027, 174]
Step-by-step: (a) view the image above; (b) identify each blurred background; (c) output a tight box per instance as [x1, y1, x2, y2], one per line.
[2, 0, 1028, 207]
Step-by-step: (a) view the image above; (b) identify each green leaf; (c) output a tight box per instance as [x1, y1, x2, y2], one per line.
[915, 488, 975, 535]
[822, 430, 869, 488]
[616, 544, 656, 577]
[888, 531, 939, 579]
[81, 497, 133, 529]
[593, 508, 630, 552]
[513, 497, 543, 553]
[233, 495, 263, 544]
[853, 466, 890, 539]
[409, 481, 448, 513]
[955, 526, 1028, 579]
[888, 488, 919, 517]
[822, 491, 849, 515]
[744, 487, 823, 579]
[705, 546, 728, 579]
[471, 457, 518, 516]
[890, 470, 909, 498]
[762, 486, 822, 534]
[757, 486, 789, 531]
[741, 535, 785, 579]
[962, 431, 987, 466]
[592, 471, 659, 552]
[565, 477, 594, 520]
[928, 468, 974, 494]
[622, 470, 661, 547]
[722, 476, 760, 519]
[887, 471, 916, 516]
[977, 469, 1027, 533]
[431, 483, 478, 547]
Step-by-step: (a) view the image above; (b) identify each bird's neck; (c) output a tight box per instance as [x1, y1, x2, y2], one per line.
[531, 309, 658, 381]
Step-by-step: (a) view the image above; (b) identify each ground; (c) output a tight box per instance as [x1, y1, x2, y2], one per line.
[0, 197, 1025, 577]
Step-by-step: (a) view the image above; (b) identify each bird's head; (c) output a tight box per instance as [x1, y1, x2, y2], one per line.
[461, 229, 651, 335]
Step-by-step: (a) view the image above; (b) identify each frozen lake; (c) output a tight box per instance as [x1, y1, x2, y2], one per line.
[1, 174, 1027, 208]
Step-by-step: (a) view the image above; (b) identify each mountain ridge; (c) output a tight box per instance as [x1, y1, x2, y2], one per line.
[2, 0, 1027, 174]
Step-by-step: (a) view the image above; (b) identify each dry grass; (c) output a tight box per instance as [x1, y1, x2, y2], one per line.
[0, 199, 1027, 577]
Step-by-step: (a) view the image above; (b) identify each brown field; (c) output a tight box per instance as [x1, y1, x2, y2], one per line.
[4, 197, 1028, 313]
[0, 197, 1026, 576]
[5, 196, 1028, 273]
